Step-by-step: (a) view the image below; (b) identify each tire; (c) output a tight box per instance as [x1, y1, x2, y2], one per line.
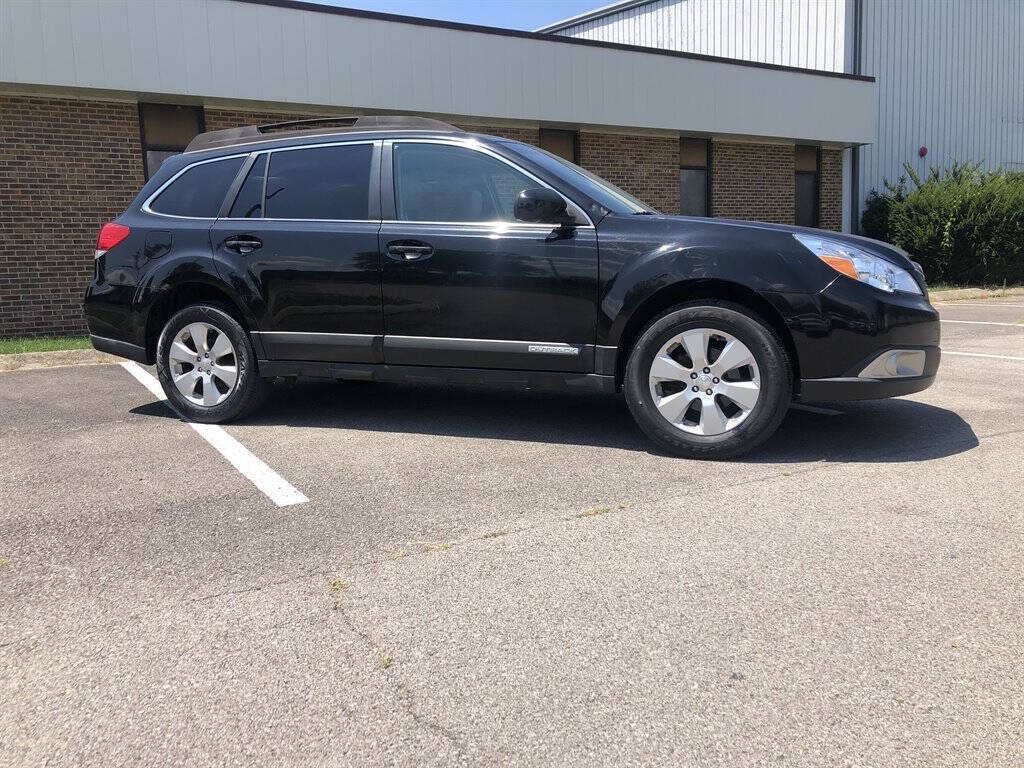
[624, 301, 791, 459]
[155, 303, 271, 423]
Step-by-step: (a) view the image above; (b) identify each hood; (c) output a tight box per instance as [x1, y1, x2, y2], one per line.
[634, 213, 919, 273]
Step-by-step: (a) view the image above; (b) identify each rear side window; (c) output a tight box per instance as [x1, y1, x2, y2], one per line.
[264, 144, 372, 220]
[149, 156, 244, 217]
[229, 154, 267, 219]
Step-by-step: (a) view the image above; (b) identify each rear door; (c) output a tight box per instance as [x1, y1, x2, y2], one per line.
[379, 139, 599, 372]
[211, 140, 383, 363]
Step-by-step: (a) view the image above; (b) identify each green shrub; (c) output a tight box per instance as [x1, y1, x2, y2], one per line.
[860, 162, 1024, 285]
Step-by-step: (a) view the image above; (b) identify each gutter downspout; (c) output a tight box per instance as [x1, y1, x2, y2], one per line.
[850, 0, 863, 233]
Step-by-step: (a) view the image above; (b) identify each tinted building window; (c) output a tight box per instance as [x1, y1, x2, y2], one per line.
[229, 154, 268, 219]
[795, 145, 820, 227]
[150, 157, 244, 217]
[539, 129, 579, 163]
[680, 138, 710, 217]
[393, 143, 534, 222]
[265, 145, 372, 220]
[139, 103, 204, 179]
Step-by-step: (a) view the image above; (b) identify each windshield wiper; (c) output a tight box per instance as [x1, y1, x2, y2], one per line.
[633, 211, 655, 215]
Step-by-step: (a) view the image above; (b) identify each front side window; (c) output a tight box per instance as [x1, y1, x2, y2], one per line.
[393, 143, 535, 223]
[149, 157, 244, 217]
[265, 144, 373, 220]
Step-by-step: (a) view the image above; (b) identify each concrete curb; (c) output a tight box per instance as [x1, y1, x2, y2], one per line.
[930, 287, 1024, 304]
[0, 348, 120, 372]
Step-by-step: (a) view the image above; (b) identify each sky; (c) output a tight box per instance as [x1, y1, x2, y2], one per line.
[305, 0, 605, 31]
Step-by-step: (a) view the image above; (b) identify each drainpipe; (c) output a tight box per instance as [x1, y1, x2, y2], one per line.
[850, 0, 863, 233]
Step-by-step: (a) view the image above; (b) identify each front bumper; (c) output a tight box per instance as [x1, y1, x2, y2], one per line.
[800, 345, 940, 401]
[776, 276, 941, 402]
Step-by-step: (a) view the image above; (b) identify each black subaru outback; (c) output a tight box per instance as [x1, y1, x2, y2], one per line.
[85, 116, 940, 458]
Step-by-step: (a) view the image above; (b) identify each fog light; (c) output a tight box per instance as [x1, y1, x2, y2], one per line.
[859, 349, 926, 379]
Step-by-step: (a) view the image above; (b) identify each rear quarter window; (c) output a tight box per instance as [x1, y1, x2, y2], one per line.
[149, 156, 244, 217]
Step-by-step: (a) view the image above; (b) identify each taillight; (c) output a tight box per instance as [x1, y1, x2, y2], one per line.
[95, 222, 130, 258]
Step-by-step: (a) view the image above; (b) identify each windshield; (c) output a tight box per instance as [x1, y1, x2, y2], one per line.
[502, 142, 655, 215]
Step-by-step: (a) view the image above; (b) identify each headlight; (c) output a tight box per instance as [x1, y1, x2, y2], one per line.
[793, 234, 922, 294]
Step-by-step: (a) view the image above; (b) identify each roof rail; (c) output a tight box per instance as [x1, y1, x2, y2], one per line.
[185, 114, 463, 153]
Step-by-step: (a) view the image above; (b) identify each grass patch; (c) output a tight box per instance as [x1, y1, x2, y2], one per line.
[378, 652, 393, 669]
[928, 283, 1023, 292]
[0, 336, 91, 355]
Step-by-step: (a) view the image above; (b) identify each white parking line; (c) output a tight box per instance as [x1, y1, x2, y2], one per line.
[943, 351, 1024, 362]
[790, 403, 843, 416]
[940, 319, 1023, 327]
[120, 362, 309, 507]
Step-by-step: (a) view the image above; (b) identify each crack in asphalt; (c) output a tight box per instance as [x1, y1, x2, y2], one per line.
[329, 597, 471, 763]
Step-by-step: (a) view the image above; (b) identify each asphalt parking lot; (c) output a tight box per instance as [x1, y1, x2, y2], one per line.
[2, 296, 1022, 766]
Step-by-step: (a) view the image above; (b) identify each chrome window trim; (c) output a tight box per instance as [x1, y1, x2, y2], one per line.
[379, 219, 580, 230]
[388, 137, 595, 228]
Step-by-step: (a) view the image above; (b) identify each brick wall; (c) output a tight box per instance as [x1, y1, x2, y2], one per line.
[819, 148, 843, 231]
[711, 141, 794, 223]
[0, 95, 144, 337]
[579, 132, 680, 214]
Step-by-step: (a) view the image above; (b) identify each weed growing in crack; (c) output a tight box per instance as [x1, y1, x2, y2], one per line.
[329, 578, 349, 609]
[571, 506, 611, 520]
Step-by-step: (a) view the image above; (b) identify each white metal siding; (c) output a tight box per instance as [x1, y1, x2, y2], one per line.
[0, 0, 875, 145]
[857, 0, 1024, 204]
[553, 0, 848, 73]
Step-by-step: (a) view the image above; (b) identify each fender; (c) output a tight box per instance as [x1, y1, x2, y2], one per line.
[594, 214, 839, 348]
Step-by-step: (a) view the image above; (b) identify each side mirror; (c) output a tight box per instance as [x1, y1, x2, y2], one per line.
[514, 187, 575, 227]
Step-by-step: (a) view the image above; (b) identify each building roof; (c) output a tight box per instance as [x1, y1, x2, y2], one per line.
[534, 0, 656, 34]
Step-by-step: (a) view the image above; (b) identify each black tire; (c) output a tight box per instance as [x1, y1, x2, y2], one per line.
[155, 303, 271, 423]
[624, 301, 791, 459]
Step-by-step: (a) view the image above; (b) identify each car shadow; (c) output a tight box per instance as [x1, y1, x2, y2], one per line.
[130, 379, 978, 463]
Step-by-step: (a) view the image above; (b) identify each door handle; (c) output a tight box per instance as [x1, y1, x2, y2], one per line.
[386, 241, 433, 261]
[223, 236, 262, 255]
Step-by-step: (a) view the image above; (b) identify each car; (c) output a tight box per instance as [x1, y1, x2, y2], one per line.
[84, 115, 940, 458]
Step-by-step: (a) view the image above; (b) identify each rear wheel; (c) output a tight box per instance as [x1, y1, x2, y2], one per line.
[624, 302, 791, 458]
[156, 304, 270, 423]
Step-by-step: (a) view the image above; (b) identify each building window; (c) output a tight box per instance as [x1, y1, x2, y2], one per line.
[680, 138, 710, 216]
[539, 128, 579, 163]
[139, 103, 205, 179]
[795, 145, 820, 227]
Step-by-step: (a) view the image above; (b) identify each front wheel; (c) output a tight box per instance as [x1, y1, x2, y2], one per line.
[624, 302, 792, 459]
[155, 304, 270, 423]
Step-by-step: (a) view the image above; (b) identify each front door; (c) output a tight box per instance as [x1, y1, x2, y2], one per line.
[379, 140, 599, 373]
[211, 141, 383, 363]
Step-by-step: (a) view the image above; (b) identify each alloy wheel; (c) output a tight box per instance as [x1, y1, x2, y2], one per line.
[647, 328, 761, 436]
[167, 322, 238, 407]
